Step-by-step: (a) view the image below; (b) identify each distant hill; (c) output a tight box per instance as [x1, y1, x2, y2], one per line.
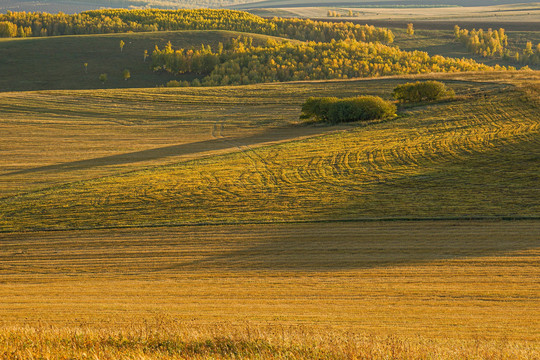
[0, 0, 252, 14]
[0, 30, 282, 91]
[233, 0, 540, 9]
[1, 0, 538, 14]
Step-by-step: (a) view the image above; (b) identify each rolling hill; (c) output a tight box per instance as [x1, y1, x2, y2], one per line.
[0, 7, 539, 360]
[1, 72, 538, 232]
[1, 27, 536, 93]
[0, 30, 290, 92]
[0, 71, 539, 359]
[234, 0, 540, 9]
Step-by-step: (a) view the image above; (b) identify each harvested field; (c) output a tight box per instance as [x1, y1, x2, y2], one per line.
[1, 73, 538, 231]
[1, 220, 539, 343]
[245, 3, 540, 25]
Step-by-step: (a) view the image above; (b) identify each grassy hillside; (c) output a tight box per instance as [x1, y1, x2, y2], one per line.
[0, 12, 538, 357]
[1, 72, 538, 231]
[1, 220, 539, 358]
[392, 29, 540, 70]
[1, 25, 537, 92]
[0, 30, 286, 92]
[236, 0, 539, 7]
[245, 3, 540, 23]
[0, 80, 353, 198]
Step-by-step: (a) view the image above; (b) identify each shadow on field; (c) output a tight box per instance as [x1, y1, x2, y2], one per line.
[3, 221, 538, 274]
[0, 125, 339, 177]
[157, 221, 540, 272]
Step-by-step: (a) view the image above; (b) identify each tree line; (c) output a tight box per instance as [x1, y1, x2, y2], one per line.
[153, 36, 505, 87]
[454, 26, 540, 66]
[0, 9, 394, 44]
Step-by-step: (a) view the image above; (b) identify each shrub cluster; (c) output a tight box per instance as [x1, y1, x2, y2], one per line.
[392, 81, 455, 103]
[301, 81, 456, 123]
[300, 96, 396, 123]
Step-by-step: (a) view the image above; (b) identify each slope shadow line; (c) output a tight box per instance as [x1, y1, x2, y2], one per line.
[1, 125, 335, 177]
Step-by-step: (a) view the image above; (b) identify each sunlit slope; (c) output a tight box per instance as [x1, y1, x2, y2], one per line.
[1, 75, 538, 231]
[0, 81, 371, 197]
[244, 3, 540, 24]
[0, 30, 287, 91]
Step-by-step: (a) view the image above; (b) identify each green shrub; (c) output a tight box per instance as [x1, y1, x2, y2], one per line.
[300, 97, 337, 122]
[301, 96, 396, 123]
[393, 81, 454, 103]
[98, 73, 108, 84]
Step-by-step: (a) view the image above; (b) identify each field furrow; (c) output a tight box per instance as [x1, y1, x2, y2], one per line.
[0, 74, 538, 231]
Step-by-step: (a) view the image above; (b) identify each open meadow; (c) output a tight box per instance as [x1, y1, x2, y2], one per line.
[1, 71, 539, 358]
[1, 220, 539, 359]
[0, 6, 539, 359]
[1, 72, 539, 231]
[244, 2, 540, 23]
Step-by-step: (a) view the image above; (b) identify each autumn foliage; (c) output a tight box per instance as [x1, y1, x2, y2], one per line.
[153, 37, 499, 86]
[0, 9, 394, 44]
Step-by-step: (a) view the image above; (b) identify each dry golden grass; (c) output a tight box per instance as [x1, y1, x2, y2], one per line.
[1, 72, 538, 358]
[2, 323, 539, 359]
[0, 84, 360, 197]
[1, 221, 539, 358]
[257, 3, 540, 23]
[1, 72, 538, 231]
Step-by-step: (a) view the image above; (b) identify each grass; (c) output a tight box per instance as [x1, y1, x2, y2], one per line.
[0, 11, 538, 358]
[0, 81, 366, 197]
[392, 28, 540, 70]
[0, 72, 538, 231]
[0, 31, 538, 358]
[1, 220, 539, 358]
[1, 26, 539, 93]
[2, 322, 539, 359]
[0, 30, 290, 92]
[244, 2, 540, 24]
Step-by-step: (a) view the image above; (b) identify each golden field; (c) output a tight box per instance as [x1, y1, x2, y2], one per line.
[1, 221, 539, 359]
[1, 71, 539, 358]
[1, 73, 539, 231]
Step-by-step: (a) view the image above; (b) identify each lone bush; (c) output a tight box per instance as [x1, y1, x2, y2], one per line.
[393, 81, 454, 103]
[301, 96, 396, 123]
[99, 73, 108, 84]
